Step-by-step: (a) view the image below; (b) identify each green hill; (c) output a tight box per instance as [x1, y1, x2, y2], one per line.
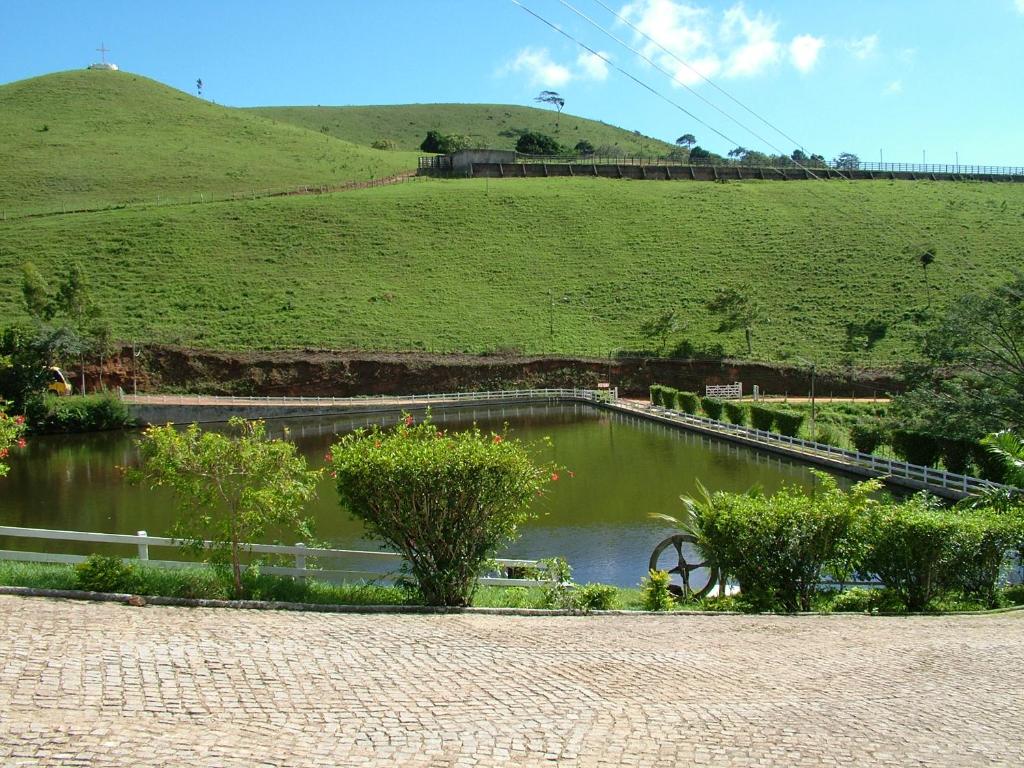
[2, 177, 1020, 366]
[0, 70, 420, 216]
[249, 103, 679, 155]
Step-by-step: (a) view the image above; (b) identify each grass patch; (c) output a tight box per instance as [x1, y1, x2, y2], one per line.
[0, 70, 418, 216]
[248, 102, 678, 155]
[3, 178, 1022, 364]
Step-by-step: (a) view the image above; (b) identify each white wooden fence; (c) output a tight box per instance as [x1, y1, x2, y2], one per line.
[0, 526, 545, 587]
[704, 382, 743, 400]
[615, 400, 1015, 498]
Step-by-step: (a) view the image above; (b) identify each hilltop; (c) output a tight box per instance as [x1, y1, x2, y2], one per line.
[2, 177, 1021, 366]
[0, 70, 419, 216]
[249, 103, 679, 155]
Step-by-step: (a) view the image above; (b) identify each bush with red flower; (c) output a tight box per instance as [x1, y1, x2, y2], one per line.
[0, 404, 27, 478]
[331, 411, 560, 606]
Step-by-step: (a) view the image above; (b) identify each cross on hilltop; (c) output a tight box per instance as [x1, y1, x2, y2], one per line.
[96, 43, 110, 64]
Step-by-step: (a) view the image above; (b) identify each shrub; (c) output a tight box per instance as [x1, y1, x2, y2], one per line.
[649, 384, 671, 407]
[824, 586, 877, 613]
[370, 138, 396, 150]
[948, 508, 1023, 607]
[940, 438, 974, 475]
[972, 442, 1009, 483]
[575, 583, 618, 611]
[676, 391, 700, 415]
[26, 392, 133, 433]
[700, 397, 724, 420]
[75, 554, 138, 594]
[749, 404, 775, 432]
[850, 419, 884, 455]
[860, 495, 962, 611]
[812, 424, 841, 447]
[0, 404, 27, 477]
[641, 569, 674, 611]
[515, 131, 564, 155]
[723, 401, 747, 425]
[698, 474, 880, 612]
[331, 413, 555, 606]
[890, 429, 941, 467]
[659, 386, 679, 410]
[773, 410, 805, 438]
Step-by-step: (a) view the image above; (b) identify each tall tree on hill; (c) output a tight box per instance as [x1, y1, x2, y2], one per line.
[535, 91, 565, 131]
[676, 134, 696, 149]
[706, 288, 762, 358]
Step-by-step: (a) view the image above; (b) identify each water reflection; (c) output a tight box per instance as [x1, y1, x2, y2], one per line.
[1, 403, 860, 586]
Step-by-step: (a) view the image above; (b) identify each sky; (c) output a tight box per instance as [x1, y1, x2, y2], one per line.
[4, 0, 1024, 165]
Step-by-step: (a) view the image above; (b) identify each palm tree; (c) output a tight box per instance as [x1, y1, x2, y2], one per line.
[981, 430, 1024, 486]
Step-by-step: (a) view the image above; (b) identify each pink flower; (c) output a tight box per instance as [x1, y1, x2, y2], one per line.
[329, 471, 337, 479]
[14, 415, 25, 425]
[551, 472, 559, 482]
[492, 435, 503, 444]
[0, 449, 8, 459]
[324, 452, 333, 463]
[404, 415, 414, 427]
[16, 439, 26, 449]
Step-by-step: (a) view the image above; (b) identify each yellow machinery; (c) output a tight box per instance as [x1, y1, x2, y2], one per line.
[47, 367, 73, 396]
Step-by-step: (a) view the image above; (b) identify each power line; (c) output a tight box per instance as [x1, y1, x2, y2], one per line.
[557, 0, 824, 179]
[509, 0, 742, 150]
[590, 0, 808, 153]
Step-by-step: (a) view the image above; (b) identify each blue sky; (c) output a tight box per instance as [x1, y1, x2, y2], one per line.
[4, 1, 1024, 164]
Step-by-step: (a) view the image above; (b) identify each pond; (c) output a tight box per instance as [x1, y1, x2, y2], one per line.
[0, 403, 860, 587]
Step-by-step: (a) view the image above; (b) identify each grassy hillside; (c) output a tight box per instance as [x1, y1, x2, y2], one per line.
[0, 70, 420, 216]
[1, 178, 1021, 365]
[249, 103, 679, 156]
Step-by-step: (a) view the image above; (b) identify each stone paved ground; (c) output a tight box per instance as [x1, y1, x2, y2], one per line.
[0, 596, 1022, 767]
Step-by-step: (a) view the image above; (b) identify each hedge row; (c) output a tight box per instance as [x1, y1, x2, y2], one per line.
[696, 475, 1024, 612]
[25, 393, 135, 434]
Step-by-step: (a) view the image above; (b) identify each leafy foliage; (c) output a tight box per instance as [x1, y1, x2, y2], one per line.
[723, 401, 748, 425]
[697, 474, 881, 611]
[331, 413, 555, 606]
[890, 429, 942, 467]
[75, 554, 138, 594]
[515, 131, 564, 155]
[676, 391, 700, 414]
[0, 403, 27, 477]
[641, 569, 674, 611]
[25, 393, 132, 433]
[849, 419, 885, 455]
[749, 404, 776, 432]
[130, 418, 320, 598]
[773, 410, 805, 438]
[700, 396, 724, 420]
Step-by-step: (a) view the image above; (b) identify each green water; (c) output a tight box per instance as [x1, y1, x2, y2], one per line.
[0, 403, 856, 586]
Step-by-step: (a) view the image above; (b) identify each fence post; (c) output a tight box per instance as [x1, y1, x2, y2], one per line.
[295, 542, 306, 582]
[137, 531, 149, 561]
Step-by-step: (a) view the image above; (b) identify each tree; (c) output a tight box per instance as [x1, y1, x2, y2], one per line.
[889, 272, 1024, 439]
[535, 90, 565, 130]
[906, 244, 937, 308]
[331, 413, 556, 606]
[420, 130, 444, 153]
[676, 133, 696, 149]
[727, 146, 748, 162]
[196, 78, 203, 97]
[834, 152, 860, 170]
[130, 418, 321, 598]
[515, 131, 564, 155]
[0, 405, 27, 478]
[706, 288, 762, 357]
[688, 146, 712, 163]
[574, 139, 595, 156]
[639, 310, 681, 356]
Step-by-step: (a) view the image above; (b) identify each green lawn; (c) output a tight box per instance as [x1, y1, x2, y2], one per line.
[0, 70, 419, 216]
[2, 177, 1021, 364]
[249, 102, 679, 155]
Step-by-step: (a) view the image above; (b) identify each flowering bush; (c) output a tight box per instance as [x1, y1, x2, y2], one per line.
[331, 412, 558, 606]
[0, 404, 27, 478]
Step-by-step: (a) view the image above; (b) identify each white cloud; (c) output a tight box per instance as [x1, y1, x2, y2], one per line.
[847, 34, 879, 60]
[620, 1, 822, 84]
[577, 51, 610, 81]
[883, 79, 902, 96]
[721, 4, 780, 77]
[789, 34, 824, 73]
[499, 47, 572, 87]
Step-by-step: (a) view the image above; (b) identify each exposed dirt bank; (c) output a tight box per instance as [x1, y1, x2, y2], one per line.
[81, 346, 902, 400]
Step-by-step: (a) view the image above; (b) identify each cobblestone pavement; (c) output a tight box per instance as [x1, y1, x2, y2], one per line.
[0, 596, 1022, 767]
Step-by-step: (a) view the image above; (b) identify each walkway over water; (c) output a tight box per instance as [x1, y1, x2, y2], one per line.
[0, 595, 1021, 767]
